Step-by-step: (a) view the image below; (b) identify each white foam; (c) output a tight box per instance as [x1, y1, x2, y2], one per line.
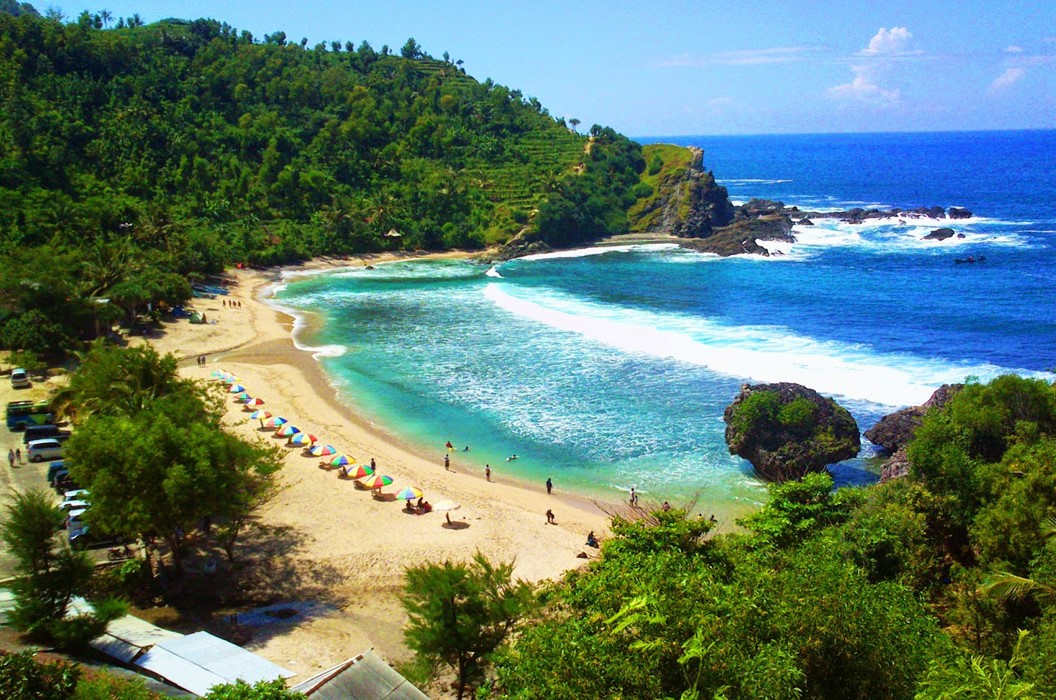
[263, 296, 348, 360]
[721, 178, 793, 185]
[518, 243, 680, 261]
[485, 266, 503, 278]
[483, 284, 1033, 408]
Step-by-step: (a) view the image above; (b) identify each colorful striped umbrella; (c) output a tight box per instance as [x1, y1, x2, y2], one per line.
[211, 370, 224, 379]
[310, 444, 337, 457]
[276, 424, 301, 437]
[229, 384, 246, 393]
[263, 416, 288, 428]
[342, 463, 373, 479]
[245, 397, 265, 407]
[289, 432, 317, 446]
[250, 409, 272, 420]
[329, 454, 354, 467]
[394, 486, 423, 501]
[234, 391, 251, 401]
[359, 474, 393, 491]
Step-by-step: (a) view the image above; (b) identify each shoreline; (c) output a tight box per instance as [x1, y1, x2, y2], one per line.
[144, 252, 615, 676]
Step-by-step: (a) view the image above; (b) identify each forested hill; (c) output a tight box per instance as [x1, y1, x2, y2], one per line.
[0, 9, 645, 268]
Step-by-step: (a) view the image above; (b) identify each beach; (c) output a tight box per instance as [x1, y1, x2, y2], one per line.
[144, 256, 612, 676]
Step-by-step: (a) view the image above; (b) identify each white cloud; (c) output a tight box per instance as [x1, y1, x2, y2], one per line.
[658, 46, 824, 67]
[989, 67, 1025, 92]
[830, 27, 916, 106]
[859, 26, 914, 56]
[1005, 45, 1024, 53]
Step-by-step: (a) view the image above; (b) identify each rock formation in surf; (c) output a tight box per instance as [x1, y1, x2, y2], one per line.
[866, 384, 963, 482]
[723, 382, 861, 482]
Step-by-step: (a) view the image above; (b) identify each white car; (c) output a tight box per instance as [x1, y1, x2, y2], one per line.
[59, 499, 90, 513]
[63, 489, 90, 501]
[27, 438, 63, 462]
[10, 367, 30, 388]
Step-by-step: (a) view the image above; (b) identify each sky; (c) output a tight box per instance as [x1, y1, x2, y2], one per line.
[58, 0, 1056, 136]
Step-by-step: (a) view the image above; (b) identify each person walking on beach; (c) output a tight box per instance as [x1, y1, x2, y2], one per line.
[629, 487, 638, 507]
[7, 450, 13, 469]
[485, 464, 491, 481]
[15, 448, 22, 464]
[546, 477, 553, 495]
[444, 454, 450, 471]
[371, 457, 376, 471]
[546, 509, 556, 524]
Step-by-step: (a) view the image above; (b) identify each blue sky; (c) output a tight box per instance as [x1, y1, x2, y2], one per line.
[61, 0, 1056, 136]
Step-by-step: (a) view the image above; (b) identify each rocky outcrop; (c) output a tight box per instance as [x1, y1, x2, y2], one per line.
[724, 382, 861, 482]
[865, 384, 963, 482]
[637, 147, 735, 239]
[731, 199, 972, 225]
[682, 215, 795, 257]
[948, 207, 972, 219]
[923, 227, 956, 241]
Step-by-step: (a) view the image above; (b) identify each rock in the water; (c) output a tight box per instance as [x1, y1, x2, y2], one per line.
[866, 384, 963, 481]
[924, 227, 956, 241]
[948, 207, 973, 219]
[723, 382, 860, 482]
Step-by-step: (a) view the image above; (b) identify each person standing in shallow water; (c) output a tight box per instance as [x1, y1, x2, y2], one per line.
[485, 464, 491, 481]
[546, 477, 553, 494]
[444, 454, 450, 470]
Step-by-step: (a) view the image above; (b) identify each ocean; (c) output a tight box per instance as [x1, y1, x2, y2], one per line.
[271, 130, 1056, 509]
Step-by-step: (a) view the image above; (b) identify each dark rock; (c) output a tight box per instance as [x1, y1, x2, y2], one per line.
[635, 147, 735, 239]
[723, 382, 860, 482]
[879, 446, 911, 482]
[956, 233, 966, 239]
[923, 227, 956, 241]
[948, 207, 973, 219]
[798, 218, 814, 226]
[866, 384, 963, 481]
[682, 215, 794, 257]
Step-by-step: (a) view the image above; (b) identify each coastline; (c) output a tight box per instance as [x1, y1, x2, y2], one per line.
[143, 252, 614, 676]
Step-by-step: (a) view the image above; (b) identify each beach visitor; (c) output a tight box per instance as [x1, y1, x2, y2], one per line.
[546, 477, 553, 494]
[630, 487, 638, 507]
[506, 454, 518, 461]
[7, 450, 13, 468]
[485, 464, 491, 481]
[15, 448, 21, 464]
[546, 509, 556, 524]
[586, 531, 599, 548]
[371, 457, 376, 471]
[445, 440, 454, 450]
[444, 454, 450, 470]
[661, 501, 671, 512]
[463, 445, 470, 451]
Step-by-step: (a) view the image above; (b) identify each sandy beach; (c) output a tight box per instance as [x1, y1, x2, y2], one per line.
[142, 255, 612, 677]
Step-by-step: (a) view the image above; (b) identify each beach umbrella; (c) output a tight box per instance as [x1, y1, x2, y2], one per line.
[234, 391, 251, 401]
[276, 424, 301, 437]
[432, 500, 461, 513]
[250, 409, 272, 420]
[245, 397, 265, 407]
[342, 463, 373, 480]
[289, 432, 317, 446]
[330, 454, 354, 468]
[310, 444, 337, 457]
[394, 486, 423, 501]
[263, 416, 288, 428]
[229, 384, 246, 394]
[211, 370, 224, 379]
[359, 474, 393, 491]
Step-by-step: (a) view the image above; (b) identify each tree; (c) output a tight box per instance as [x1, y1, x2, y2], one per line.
[400, 37, 422, 59]
[203, 679, 305, 699]
[0, 489, 123, 646]
[98, 9, 112, 28]
[568, 117, 580, 133]
[402, 553, 533, 699]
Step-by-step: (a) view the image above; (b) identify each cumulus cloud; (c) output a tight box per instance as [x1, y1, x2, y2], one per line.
[989, 67, 1026, 92]
[829, 27, 915, 106]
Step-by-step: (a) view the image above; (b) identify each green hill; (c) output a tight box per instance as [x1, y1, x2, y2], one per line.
[0, 11, 646, 355]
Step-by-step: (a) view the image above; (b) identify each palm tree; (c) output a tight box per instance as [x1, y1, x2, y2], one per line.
[979, 517, 1056, 603]
[99, 9, 112, 28]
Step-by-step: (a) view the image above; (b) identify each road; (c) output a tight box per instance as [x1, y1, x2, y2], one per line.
[0, 373, 67, 578]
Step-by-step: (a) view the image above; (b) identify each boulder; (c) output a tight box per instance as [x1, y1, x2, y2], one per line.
[948, 207, 973, 219]
[923, 227, 956, 241]
[723, 382, 861, 482]
[866, 384, 963, 482]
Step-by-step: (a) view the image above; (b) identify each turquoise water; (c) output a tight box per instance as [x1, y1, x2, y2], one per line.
[272, 131, 1056, 507]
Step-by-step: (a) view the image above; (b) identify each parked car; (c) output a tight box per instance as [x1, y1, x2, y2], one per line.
[59, 499, 90, 513]
[27, 438, 63, 462]
[65, 507, 89, 530]
[10, 368, 30, 389]
[46, 460, 66, 484]
[62, 489, 90, 501]
[23, 424, 70, 444]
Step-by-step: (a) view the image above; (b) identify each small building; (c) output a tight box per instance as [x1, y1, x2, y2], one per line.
[292, 650, 429, 700]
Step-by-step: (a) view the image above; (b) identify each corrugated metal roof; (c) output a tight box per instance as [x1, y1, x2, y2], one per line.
[293, 650, 430, 700]
[90, 614, 183, 664]
[135, 631, 293, 696]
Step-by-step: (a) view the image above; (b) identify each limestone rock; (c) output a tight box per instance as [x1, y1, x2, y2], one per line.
[723, 382, 861, 482]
